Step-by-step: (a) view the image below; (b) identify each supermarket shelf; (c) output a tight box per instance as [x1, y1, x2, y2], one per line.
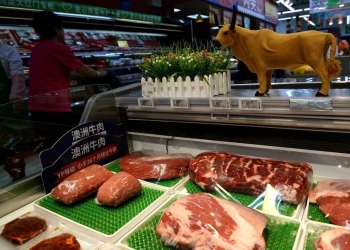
[111, 81, 350, 132]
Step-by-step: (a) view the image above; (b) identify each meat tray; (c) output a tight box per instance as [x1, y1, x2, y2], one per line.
[118, 193, 302, 250]
[303, 175, 346, 226]
[33, 181, 170, 243]
[175, 177, 306, 220]
[89, 242, 133, 250]
[23, 223, 99, 250]
[0, 211, 60, 250]
[105, 159, 189, 194]
[299, 221, 349, 250]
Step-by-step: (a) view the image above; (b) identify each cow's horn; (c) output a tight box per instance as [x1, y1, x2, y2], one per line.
[230, 5, 237, 30]
[209, 10, 220, 27]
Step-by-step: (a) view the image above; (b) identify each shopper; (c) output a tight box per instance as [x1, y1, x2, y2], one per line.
[28, 11, 107, 138]
[0, 42, 25, 113]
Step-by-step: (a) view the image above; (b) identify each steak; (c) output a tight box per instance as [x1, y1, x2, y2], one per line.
[316, 196, 350, 227]
[51, 164, 114, 204]
[29, 233, 80, 250]
[1, 216, 47, 245]
[314, 228, 350, 250]
[120, 151, 194, 180]
[96, 172, 142, 207]
[309, 179, 350, 203]
[156, 193, 267, 250]
[189, 151, 313, 204]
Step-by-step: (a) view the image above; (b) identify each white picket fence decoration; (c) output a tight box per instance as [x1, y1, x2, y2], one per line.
[141, 71, 231, 98]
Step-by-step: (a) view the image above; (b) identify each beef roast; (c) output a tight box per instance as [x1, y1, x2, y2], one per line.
[156, 193, 268, 250]
[314, 228, 350, 250]
[309, 179, 350, 203]
[96, 172, 142, 207]
[120, 151, 194, 180]
[316, 196, 350, 227]
[51, 164, 114, 204]
[189, 151, 313, 204]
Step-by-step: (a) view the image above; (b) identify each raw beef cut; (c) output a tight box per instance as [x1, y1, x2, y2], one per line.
[96, 172, 142, 207]
[156, 193, 268, 250]
[120, 151, 194, 180]
[51, 164, 114, 204]
[314, 228, 350, 250]
[316, 196, 350, 227]
[189, 151, 313, 204]
[309, 179, 350, 203]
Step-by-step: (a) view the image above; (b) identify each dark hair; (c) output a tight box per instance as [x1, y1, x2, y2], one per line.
[32, 11, 62, 39]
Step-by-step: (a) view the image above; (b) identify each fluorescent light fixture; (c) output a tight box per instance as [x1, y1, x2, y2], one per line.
[339, 18, 343, 24]
[179, 19, 184, 23]
[174, 8, 181, 12]
[278, 17, 294, 20]
[304, 8, 310, 11]
[187, 14, 209, 19]
[211, 27, 219, 29]
[347, 15, 350, 24]
[299, 15, 309, 18]
[339, 4, 345, 7]
[54, 12, 114, 20]
[278, 12, 281, 15]
[282, 9, 302, 14]
[303, 17, 315, 26]
[329, 19, 333, 25]
[278, 0, 294, 11]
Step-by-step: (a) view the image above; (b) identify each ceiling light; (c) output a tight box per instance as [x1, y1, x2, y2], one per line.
[329, 19, 333, 25]
[174, 8, 181, 12]
[339, 4, 345, 7]
[304, 8, 310, 11]
[282, 9, 302, 14]
[187, 14, 209, 19]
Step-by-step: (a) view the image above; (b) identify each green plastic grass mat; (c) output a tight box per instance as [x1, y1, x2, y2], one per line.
[184, 180, 296, 217]
[106, 159, 183, 188]
[304, 226, 336, 250]
[38, 187, 165, 235]
[126, 199, 300, 250]
[307, 182, 330, 224]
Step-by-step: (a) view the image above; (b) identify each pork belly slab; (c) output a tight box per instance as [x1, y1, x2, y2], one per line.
[314, 228, 350, 250]
[156, 193, 268, 250]
[309, 179, 350, 203]
[189, 151, 313, 204]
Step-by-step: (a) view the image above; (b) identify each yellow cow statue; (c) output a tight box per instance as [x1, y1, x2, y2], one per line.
[212, 5, 341, 97]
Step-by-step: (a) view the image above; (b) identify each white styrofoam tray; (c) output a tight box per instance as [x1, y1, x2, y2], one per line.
[89, 242, 134, 250]
[118, 193, 303, 250]
[303, 175, 347, 226]
[175, 177, 307, 221]
[33, 181, 170, 243]
[0, 210, 61, 250]
[298, 221, 350, 250]
[104, 159, 188, 195]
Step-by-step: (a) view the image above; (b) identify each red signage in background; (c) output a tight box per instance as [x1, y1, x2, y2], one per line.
[264, 0, 278, 25]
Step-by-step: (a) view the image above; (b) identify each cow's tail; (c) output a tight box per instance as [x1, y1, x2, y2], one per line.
[327, 34, 341, 78]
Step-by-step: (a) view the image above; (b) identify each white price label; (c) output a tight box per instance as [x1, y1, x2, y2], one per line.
[138, 98, 155, 108]
[171, 98, 189, 108]
[238, 98, 262, 110]
[210, 98, 231, 109]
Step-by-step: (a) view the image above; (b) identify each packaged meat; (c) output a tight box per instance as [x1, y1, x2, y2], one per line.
[96, 172, 142, 207]
[29, 233, 80, 250]
[156, 193, 268, 249]
[50, 164, 114, 204]
[120, 150, 194, 180]
[314, 228, 350, 250]
[1, 216, 47, 245]
[189, 151, 313, 204]
[309, 179, 350, 203]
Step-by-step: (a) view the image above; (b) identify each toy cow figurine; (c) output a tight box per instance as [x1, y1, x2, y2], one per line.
[212, 5, 341, 97]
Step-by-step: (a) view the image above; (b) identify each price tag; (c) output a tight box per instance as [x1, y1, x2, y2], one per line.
[238, 98, 262, 110]
[170, 98, 189, 108]
[209, 98, 231, 109]
[138, 98, 155, 108]
[290, 98, 332, 110]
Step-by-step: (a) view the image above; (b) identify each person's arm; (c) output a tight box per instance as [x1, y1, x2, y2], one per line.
[55, 44, 107, 78]
[75, 65, 107, 78]
[7, 46, 25, 101]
